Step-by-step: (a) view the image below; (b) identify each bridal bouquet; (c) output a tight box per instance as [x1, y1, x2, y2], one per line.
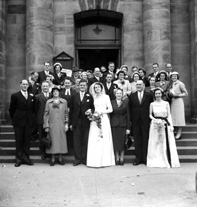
[86, 111, 103, 138]
[153, 119, 165, 143]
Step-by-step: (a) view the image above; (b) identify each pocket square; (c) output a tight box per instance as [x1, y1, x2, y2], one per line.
[87, 99, 90, 102]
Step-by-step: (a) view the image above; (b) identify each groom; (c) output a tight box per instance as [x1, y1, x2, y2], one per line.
[69, 79, 94, 166]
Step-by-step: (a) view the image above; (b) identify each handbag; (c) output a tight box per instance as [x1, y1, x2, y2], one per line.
[125, 134, 133, 150]
[41, 133, 52, 148]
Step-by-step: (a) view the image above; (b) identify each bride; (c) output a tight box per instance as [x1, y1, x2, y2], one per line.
[86, 82, 115, 167]
[147, 87, 180, 168]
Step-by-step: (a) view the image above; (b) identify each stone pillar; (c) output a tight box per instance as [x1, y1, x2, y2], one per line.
[143, 0, 171, 74]
[118, 0, 143, 74]
[6, 0, 26, 122]
[171, 0, 190, 121]
[26, 0, 54, 73]
[0, 0, 6, 122]
[190, 0, 197, 122]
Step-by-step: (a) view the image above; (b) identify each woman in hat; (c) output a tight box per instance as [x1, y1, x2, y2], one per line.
[155, 70, 170, 101]
[168, 72, 188, 140]
[147, 87, 180, 168]
[53, 62, 67, 87]
[44, 87, 68, 166]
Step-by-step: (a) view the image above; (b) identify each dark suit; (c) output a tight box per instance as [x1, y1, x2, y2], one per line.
[35, 92, 52, 156]
[60, 88, 76, 108]
[103, 82, 118, 100]
[128, 91, 153, 164]
[9, 91, 36, 164]
[37, 70, 54, 84]
[28, 82, 40, 95]
[53, 72, 67, 86]
[69, 92, 94, 162]
[88, 76, 102, 88]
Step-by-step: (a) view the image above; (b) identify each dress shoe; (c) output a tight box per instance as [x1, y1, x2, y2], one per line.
[41, 155, 46, 160]
[24, 160, 34, 166]
[15, 162, 21, 167]
[133, 162, 140, 166]
[175, 136, 181, 140]
[50, 160, 55, 166]
[81, 160, 86, 165]
[115, 160, 120, 166]
[120, 160, 124, 166]
[57, 160, 65, 165]
[73, 161, 81, 166]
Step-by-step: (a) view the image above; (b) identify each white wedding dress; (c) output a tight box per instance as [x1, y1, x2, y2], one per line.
[147, 101, 180, 168]
[87, 94, 115, 167]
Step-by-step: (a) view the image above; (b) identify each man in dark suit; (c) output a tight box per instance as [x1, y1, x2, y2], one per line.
[9, 79, 35, 167]
[128, 80, 153, 165]
[148, 62, 160, 82]
[35, 81, 51, 160]
[88, 67, 102, 88]
[28, 72, 40, 95]
[37, 62, 54, 84]
[103, 73, 118, 100]
[69, 79, 94, 166]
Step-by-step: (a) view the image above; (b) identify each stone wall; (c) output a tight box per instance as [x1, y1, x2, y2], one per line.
[6, 0, 26, 113]
[190, 0, 197, 121]
[0, 0, 6, 121]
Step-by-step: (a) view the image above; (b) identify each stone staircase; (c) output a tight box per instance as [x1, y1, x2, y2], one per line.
[0, 125, 197, 164]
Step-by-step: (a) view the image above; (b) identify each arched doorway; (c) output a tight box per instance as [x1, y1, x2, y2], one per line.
[74, 10, 123, 71]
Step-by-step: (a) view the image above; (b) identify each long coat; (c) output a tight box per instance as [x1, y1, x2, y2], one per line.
[43, 98, 68, 154]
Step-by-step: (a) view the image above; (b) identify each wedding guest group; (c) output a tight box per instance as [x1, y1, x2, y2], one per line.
[9, 60, 188, 169]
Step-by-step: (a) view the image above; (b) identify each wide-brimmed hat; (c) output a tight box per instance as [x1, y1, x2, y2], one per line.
[170, 71, 179, 79]
[54, 62, 62, 69]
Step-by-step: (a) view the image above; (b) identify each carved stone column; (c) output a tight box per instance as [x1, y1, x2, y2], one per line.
[143, 0, 171, 74]
[26, 0, 54, 73]
[0, 0, 6, 122]
[190, 0, 197, 122]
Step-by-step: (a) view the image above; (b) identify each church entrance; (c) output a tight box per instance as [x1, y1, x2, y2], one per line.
[74, 9, 123, 71]
[78, 49, 119, 71]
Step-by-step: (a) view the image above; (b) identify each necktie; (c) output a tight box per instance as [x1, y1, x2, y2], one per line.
[24, 92, 28, 99]
[107, 83, 111, 89]
[139, 92, 142, 103]
[80, 92, 84, 101]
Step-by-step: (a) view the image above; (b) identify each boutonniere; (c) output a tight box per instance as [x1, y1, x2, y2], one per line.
[30, 93, 34, 96]
[87, 99, 90, 102]
[86, 94, 90, 97]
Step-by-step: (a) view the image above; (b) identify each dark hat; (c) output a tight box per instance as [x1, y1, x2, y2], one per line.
[72, 67, 80, 73]
[51, 87, 61, 94]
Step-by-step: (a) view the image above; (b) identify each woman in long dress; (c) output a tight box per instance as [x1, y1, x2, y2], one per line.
[44, 87, 68, 166]
[147, 87, 180, 168]
[87, 82, 115, 167]
[168, 71, 188, 139]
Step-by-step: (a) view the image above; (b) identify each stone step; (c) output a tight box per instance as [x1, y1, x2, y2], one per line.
[0, 155, 197, 164]
[1, 145, 197, 156]
[1, 131, 197, 140]
[182, 125, 197, 132]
